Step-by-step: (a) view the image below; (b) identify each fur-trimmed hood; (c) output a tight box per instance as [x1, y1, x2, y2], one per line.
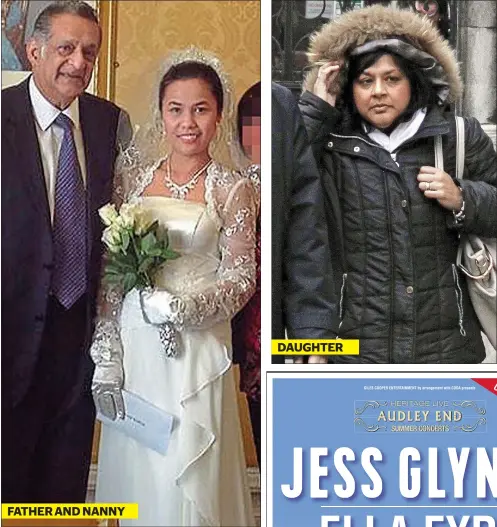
[303, 5, 462, 104]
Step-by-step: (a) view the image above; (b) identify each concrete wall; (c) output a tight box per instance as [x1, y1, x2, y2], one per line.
[458, 1, 496, 128]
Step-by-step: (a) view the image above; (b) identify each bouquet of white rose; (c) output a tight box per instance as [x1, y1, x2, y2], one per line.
[99, 203, 179, 294]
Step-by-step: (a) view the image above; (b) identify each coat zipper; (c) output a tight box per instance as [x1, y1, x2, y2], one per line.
[329, 132, 380, 149]
[330, 124, 450, 154]
[383, 173, 395, 362]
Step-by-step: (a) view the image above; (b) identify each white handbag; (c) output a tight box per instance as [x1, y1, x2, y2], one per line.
[435, 117, 496, 348]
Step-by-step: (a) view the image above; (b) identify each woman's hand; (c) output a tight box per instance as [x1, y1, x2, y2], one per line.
[293, 356, 327, 364]
[417, 166, 463, 212]
[90, 319, 125, 420]
[308, 355, 328, 364]
[312, 61, 343, 107]
[92, 383, 125, 421]
[140, 288, 185, 328]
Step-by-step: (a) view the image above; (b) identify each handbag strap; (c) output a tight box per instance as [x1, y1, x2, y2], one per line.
[455, 115, 465, 181]
[447, 116, 466, 270]
[434, 116, 465, 176]
[434, 134, 444, 171]
[452, 116, 484, 277]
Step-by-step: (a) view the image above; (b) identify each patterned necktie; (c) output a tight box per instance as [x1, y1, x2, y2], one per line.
[51, 113, 88, 309]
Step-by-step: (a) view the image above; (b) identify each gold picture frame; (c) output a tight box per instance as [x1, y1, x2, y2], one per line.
[94, 0, 117, 101]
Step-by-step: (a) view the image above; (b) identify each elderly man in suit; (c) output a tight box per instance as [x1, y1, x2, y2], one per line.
[272, 83, 338, 364]
[1, 1, 130, 502]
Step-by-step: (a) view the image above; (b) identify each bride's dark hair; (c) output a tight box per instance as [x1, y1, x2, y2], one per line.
[158, 61, 224, 116]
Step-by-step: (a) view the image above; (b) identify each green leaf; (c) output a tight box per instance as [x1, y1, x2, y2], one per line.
[123, 273, 138, 294]
[162, 248, 180, 260]
[111, 252, 136, 271]
[103, 266, 121, 276]
[121, 230, 131, 252]
[102, 273, 123, 285]
[135, 275, 149, 290]
[141, 232, 157, 255]
[160, 236, 169, 250]
[138, 256, 155, 274]
[156, 228, 169, 248]
[144, 220, 159, 236]
[104, 260, 129, 274]
[147, 247, 163, 257]
[111, 252, 128, 264]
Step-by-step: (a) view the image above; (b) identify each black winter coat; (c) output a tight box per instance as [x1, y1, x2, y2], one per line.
[272, 84, 338, 351]
[300, 90, 497, 363]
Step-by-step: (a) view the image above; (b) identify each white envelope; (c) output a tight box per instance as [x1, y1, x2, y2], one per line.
[97, 390, 175, 455]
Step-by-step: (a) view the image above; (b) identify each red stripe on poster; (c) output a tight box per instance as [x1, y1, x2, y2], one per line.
[472, 378, 497, 395]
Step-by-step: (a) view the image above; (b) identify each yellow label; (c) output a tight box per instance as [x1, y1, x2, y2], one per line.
[1, 503, 139, 519]
[271, 339, 359, 355]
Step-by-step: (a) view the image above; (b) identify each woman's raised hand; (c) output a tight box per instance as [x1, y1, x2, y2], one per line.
[312, 61, 343, 107]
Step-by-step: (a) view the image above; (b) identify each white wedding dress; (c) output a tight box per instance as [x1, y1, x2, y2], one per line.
[95, 162, 259, 526]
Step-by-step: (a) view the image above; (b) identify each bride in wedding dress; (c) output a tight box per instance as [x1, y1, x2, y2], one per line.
[89, 48, 259, 526]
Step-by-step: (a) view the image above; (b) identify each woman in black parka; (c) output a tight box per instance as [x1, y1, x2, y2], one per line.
[299, 5, 497, 363]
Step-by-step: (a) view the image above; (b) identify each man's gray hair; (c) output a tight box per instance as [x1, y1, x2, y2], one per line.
[31, 1, 100, 42]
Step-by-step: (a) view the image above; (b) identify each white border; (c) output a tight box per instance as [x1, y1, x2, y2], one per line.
[260, 0, 273, 524]
[266, 363, 497, 373]
[265, 372, 497, 525]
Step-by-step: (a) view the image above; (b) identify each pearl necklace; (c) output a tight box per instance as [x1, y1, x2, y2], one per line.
[164, 156, 213, 200]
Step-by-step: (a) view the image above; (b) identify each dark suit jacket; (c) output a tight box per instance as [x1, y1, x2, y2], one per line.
[1, 78, 122, 407]
[272, 83, 338, 361]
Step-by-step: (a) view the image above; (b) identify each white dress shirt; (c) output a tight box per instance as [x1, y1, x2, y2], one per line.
[29, 77, 88, 223]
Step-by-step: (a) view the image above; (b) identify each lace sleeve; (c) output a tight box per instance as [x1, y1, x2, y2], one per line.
[94, 157, 127, 321]
[180, 169, 260, 329]
[90, 153, 130, 371]
[93, 142, 151, 321]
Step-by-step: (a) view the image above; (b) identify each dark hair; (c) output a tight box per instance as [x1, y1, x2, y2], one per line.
[237, 82, 261, 143]
[31, 1, 100, 42]
[158, 61, 224, 116]
[341, 49, 437, 130]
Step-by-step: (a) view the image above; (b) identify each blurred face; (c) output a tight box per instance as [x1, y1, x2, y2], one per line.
[352, 54, 411, 130]
[241, 115, 261, 164]
[161, 78, 220, 159]
[27, 14, 101, 109]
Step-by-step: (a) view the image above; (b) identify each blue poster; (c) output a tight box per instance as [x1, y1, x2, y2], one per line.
[270, 376, 497, 527]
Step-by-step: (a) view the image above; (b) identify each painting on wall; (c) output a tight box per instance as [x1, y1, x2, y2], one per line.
[1, 0, 98, 89]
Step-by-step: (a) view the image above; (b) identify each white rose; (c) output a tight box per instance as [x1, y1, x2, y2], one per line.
[119, 203, 139, 229]
[99, 203, 118, 226]
[102, 225, 121, 253]
[135, 209, 154, 236]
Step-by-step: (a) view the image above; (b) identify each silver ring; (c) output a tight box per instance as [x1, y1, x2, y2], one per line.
[426, 182, 431, 191]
